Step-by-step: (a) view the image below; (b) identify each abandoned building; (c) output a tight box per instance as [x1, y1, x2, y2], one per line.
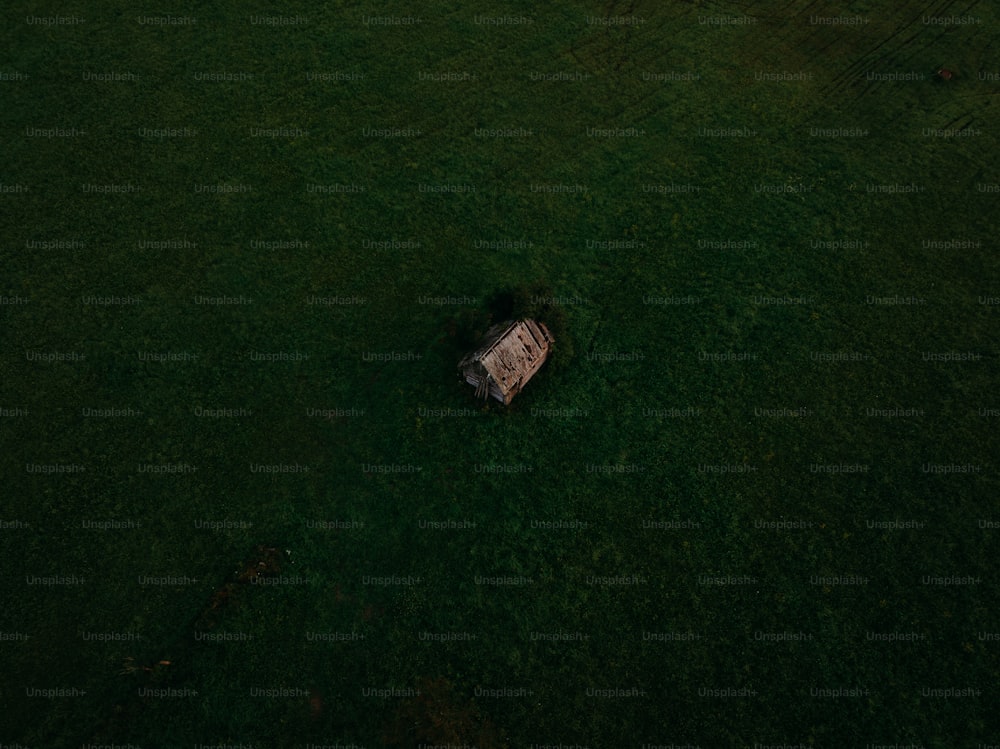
[458, 319, 553, 404]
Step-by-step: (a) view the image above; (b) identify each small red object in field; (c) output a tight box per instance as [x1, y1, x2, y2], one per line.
[309, 688, 323, 719]
[936, 68, 955, 81]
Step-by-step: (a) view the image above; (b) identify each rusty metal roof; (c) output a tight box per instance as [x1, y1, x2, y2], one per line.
[458, 319, 553, 401]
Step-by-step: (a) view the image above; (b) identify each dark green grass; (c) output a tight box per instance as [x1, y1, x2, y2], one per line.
[2, 0, 999, 746]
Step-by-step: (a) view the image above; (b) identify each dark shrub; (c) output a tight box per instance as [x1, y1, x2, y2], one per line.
[450, 306, 492, 350]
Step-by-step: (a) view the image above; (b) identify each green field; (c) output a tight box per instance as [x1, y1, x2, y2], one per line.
[2, 1, 998, 746]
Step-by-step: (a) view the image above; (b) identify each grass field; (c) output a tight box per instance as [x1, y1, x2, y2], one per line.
[2, 0, 998, 746]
